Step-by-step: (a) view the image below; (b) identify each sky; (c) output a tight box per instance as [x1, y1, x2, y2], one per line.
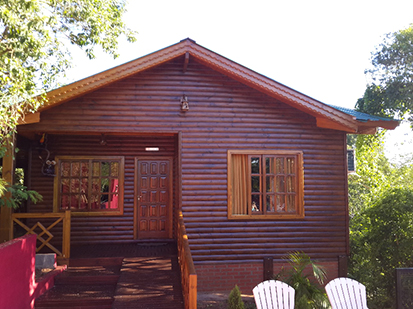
[65, 0, 413, 162]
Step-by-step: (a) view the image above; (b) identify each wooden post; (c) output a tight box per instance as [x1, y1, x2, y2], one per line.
[0, 136, 15, 242]
[188, 274, 197, 309]
[263, 256, 274, 281]
[338, 255, 348, 277]
[62, 210, 71, 259]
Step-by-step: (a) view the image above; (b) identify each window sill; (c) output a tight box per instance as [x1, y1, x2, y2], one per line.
[56, 209, 124, 217]
[228, 213, 304, 220]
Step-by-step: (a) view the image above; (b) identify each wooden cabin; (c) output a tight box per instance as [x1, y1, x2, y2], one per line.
[8, 38, 399, 293]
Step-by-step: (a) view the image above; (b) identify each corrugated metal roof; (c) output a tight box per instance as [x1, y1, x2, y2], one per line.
[328, 105, 398, 123]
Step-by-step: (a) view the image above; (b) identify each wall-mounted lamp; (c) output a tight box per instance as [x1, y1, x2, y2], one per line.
[100, 134, 107, 145]
[180, 95, 189, 111]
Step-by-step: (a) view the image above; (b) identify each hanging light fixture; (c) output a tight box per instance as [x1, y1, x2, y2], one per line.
[180, 94, 189, 111]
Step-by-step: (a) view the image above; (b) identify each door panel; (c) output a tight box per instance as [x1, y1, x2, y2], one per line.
[135, 158, 172, 239]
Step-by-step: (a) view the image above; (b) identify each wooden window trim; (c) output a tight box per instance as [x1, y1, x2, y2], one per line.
[227, 150, 304, 220]
[53, 156, 125, 216]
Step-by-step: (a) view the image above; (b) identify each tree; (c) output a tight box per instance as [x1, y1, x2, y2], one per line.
[347, 132, 392, 217]
[356, 25, 413, 124]
[349, 188, 413, 308]
[0, 0, 136, 143]
[228, 285, 245, 309]
[0, 0, 136, 202]
[348, 133, 413, 308]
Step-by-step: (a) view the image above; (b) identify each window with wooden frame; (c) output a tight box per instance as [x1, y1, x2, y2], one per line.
[228, 150, 304, 219]
[54, 156, 124, 216]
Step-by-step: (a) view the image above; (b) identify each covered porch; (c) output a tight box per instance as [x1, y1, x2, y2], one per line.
[0, 130, 196, 308]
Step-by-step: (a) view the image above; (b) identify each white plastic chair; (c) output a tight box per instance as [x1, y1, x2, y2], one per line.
[326, 277, 369, 309]
[253, 280, 295, 309]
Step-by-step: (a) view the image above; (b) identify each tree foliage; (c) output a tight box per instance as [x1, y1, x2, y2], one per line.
[348, 132, 413, 216]
[0, 0, 136, 142]
[356, 25, 413, 124]
[228, 285, 245, 309]
[350, 188, 413, 308]
[348, 131, 413, 308]
[348, 133, 390, 216]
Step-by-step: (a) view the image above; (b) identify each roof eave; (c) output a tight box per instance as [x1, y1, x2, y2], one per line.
[33, 38, 394, 134]
[39, 39, 193, 111]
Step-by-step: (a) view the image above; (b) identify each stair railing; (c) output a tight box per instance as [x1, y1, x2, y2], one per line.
[177, 210, 197, 309]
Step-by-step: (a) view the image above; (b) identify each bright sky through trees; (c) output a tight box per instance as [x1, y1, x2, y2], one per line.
[63, 0, 413, 162]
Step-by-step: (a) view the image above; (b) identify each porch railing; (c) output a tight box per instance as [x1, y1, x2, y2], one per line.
[177, 210, 197, 309]
[11, 210, 71, 259]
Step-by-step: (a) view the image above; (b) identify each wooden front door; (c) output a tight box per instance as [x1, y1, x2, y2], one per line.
[135, 157, 173, 239]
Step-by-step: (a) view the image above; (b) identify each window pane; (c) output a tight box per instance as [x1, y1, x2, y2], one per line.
[109, 193, 119, 209]
[286, 176, 295, 193]
[287, 195, 295, 212]
[286, 157, 295, 174]
[101, 178, 109, 193]
[251, 176, 260, 192]
[70, 195, 79, 209]
[70, 179, 80, 193]
[71, 162, 80, 177]
[266, 157, 275, 174]
[61, 162, 70, 177]
[90, 195, 99, 209]
[251, 195, 261, 212]
[266, 195, 275, 212]
[91, 178, 99, 193]
[251, 157, 260, 174]
[266, 176, 274, 192]
[276, 195, 285, 212]
[80, 194, 88, 209]
[276, 158, 284, 174]
[111, 162, 119, 177]
[276, 176, 285, 192]
[92, 162, 100, 176]
[101, 194, 109, 209]
[81, 162, 89, 177]
[61, 195, 70, 209]
[81, 178, 88, 193]
[101, 162, 110, 176]
[61, 179, 69, 193]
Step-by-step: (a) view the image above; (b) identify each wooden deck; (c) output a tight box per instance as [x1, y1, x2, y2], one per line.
[35, 243, 184, 309]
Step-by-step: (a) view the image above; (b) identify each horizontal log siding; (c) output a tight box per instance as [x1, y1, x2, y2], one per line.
[27, 135, 176, 244]
[20, 56, 347, 261]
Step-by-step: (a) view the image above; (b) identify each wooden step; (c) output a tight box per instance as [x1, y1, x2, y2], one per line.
[58, 264, 121, 278]
[35, 284, 115, 308]
[34, 297, 113, 309]
[55, 274, 120, 285]
[35, 257, 122, 308]
[68, 257, 124, 267]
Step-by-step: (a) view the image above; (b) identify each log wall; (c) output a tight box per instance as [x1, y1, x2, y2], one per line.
[19, 55, 348, 262]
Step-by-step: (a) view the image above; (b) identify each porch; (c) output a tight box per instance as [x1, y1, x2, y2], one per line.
[35, 242, 185, 309]
[3, 209, 196, 308]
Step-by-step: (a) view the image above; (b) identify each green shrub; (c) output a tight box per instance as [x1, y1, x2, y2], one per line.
[228, 285, 245, 309]
[349, 187, 413, 309]
[275, 252, 329, 309]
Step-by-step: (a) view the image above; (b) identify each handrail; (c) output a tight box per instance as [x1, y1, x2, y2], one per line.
[177, 210, 197, 309]
[11, 210, 71, 259]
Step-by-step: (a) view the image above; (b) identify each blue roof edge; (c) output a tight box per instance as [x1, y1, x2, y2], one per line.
[327, 104, 399, 123]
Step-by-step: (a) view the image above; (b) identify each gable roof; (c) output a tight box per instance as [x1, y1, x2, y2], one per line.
[29, 38, 399, 133]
